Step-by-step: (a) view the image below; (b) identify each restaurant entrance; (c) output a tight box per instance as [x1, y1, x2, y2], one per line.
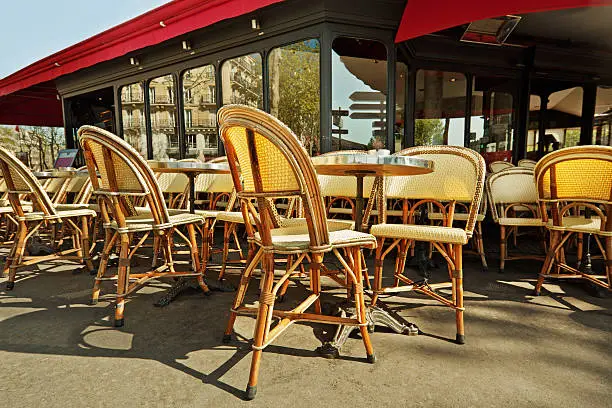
[64, 87, 115, 149]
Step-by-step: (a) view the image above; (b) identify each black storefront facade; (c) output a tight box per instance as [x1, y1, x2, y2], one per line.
[50, 0, 611, 166]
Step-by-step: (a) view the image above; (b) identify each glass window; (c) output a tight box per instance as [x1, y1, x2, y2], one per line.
[120, 82, 147, 157]
[182, 64, 218, 160]
[470, 76, 515, 164]
[149, 74, 178, 160]
[527, 95, 541, 158]
[593, 85, 612, 146]
[332, 37, 387, 151]
[415, 70, 466, 146]
[395, 62, 408, 152]
[269, 39, 321, 155]
[221, 53, 263, 108]
[546, 86, 583, 152]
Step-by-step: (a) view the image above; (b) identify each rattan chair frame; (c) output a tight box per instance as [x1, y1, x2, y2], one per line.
[489, 160, 515, 173]
[487, 167, 546, 273]
[370, 145, 486, 345]
[533, 145, 612, 294]
[218, 105, 376, 400]
[0, 147, 96, 290]
[78, 125, 210, 326]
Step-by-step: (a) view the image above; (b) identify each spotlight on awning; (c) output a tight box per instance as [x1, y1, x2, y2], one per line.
[460, 15, 521, 46]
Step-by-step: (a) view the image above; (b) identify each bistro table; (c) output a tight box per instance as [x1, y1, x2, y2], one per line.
[147, 160, 230, 213]
[311, 152, 434, 358]
[147, 160, 234, 305]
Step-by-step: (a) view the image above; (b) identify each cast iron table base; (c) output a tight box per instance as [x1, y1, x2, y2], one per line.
[154, 277, 234, 307]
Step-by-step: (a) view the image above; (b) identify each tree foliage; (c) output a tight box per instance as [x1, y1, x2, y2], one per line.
[414, 119, 445, 145]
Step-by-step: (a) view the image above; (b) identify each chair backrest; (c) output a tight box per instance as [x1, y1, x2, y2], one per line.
[389, 146, 486, 234]
[517, 158, 537, 169]
[0, 147, 57, 217]
[218, 105, 331, 250]
[78, 125, 170, 225]
[489, 160, 515, 173]
[487, 167, 539, 222]
[534, 145, 612, 228]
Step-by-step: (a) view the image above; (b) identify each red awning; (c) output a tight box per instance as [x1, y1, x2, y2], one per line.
[395, 0, 612, 43]
[0, 0, 284, 126]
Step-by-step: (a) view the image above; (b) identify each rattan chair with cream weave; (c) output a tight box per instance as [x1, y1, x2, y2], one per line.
[489, 160, 515, 173]
[370, 146, 485, 344]
[533, 145, 612, 295]
[218, 105, 377, 400]
[518, 158, 537, 169]
[0, 147, 97, 290]
[487, 167, 545, 273]
[78, 125, 211, 327]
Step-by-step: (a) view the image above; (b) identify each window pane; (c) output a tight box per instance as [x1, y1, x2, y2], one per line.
[527, 94, 541, 158]
[395, 62, 408, 152]
[149, 74, 178, 160]
[120, 82, 147, 157]
[470, 76, 515, 163]
[593, 86, 612, 146]
[332, 37, 387, 151]
[221, 53, 263, 108]
[546, 87, 582, 152]
[415, 70, 466, 146]
[182, 65, 218, 160]
[269, 39, 320, 155]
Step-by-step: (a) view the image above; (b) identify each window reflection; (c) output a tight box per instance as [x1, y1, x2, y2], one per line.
[332, 37, 387, 151]
[182, 65, 218, 160]
[527, 95, 541, 155]
[546, 87, 583, 151]
[395, 62, 407, 152]
[149, 74, 178, 160]
[120, 82, 147, 157]
[269, 39, 320, 155]
[470, 76, 515, 164]
[415, 70, 466, 146]
[593, 86, 612, 146]
[221, 53, 263, 108]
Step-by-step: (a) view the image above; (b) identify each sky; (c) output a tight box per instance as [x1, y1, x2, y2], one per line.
[0, 0, 168, 79]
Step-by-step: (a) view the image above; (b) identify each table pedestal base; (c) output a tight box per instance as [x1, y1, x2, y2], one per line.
[153, 277, 234, 307]
[316, 302, 418, 358]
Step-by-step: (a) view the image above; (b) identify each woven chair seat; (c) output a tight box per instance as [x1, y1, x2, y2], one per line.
[215, 210, 252, 224]
[253, 228, 376, 252]
[280, 217, 355, 231]
[498, 217, 545, 227]
[370, 223, 468, 245]
[107, 211, 204, 233]
[547, 215, 608, 235]
[428, 212, 486, 222]
[18, 207, 97, 222]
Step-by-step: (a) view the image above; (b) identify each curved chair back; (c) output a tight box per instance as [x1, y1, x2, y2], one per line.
[390, 146, 486, 235]
[78, 125, 170, 226]
[517, 158, 537, 169]
[218, 105, 331, 251]
[487, 167, 539, 223]
[489, 160, 514, 173]
[0, 147, 57, 218]
[534, 145, 612, 228]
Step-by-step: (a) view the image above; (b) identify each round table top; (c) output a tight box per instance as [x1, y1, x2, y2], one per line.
[312, 153, 434, 177]
[147, 160, 230, 175]
[33, 168, 88, 179]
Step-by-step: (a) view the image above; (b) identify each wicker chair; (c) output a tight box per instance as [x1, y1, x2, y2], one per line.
[0, 147, 97, 290]
[78, 125, 212, 327]
[218, 105, 377, 400]
[533, 145, 612, 295]
[517, 158, 537, 169]
[370, 146, 485, 344]
[487, 167, 545, 273]
[489, 160, 515, 173]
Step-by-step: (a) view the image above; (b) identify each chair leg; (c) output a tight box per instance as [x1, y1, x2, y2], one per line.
[188, 223, 210, 295]
[92, 229, 116, 305]
[310, 253, 323, 314]
[576, 233, 584, 269]
[476, 222, 488, 272]
[453, 245, 465, 344]
[5, 220, 27, 290]
[499, 225, 506, 273]
[218, 221, 232, 280]
[371, 237, 385, 306]
[80, 216, 94, 272]
[534, 231, 560, 296]
[246, 252, 276, 400]
[395, 239, 408, 287]
[605, 237, 611, 289]
[352, 247, 375, 362]
[114, 233, 130, 327]
[223, 247, 263, 342]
